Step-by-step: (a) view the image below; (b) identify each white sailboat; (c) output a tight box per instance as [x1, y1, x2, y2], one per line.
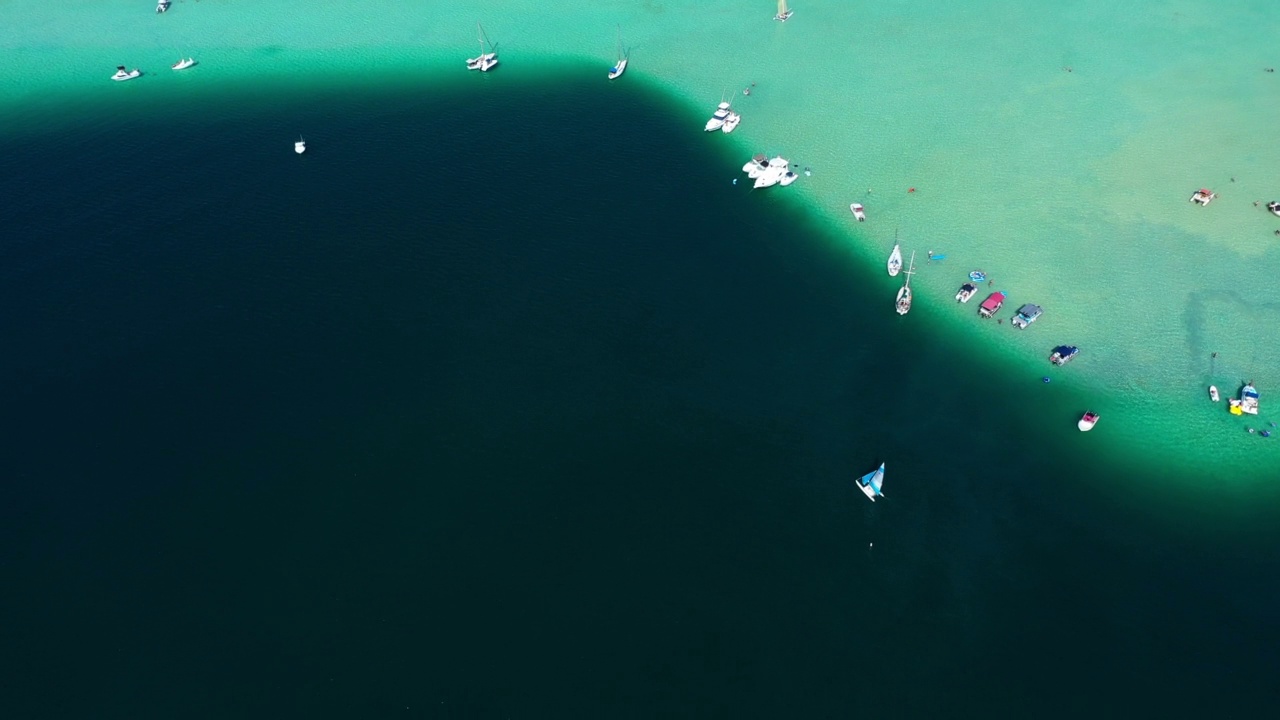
[774, 0, 794, 22]
[895, 251, 916, 315]
[887, 234, 903, 277]
[857, 463, 884, 501]
[466, 23, 499, 72]
[608, 26, 628, 80]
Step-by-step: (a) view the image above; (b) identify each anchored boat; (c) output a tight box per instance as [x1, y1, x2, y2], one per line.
[608, 26, 628, 80]
[887, 233, 902, 277]
[1209, 385, 1220, 402]
[895, 251, 916, 315]
[978, 291, 1006, 319]
[1010, 303, 1043, 329]
[111, 66, 141, 82]
[1078, 412, 1099, 432]
[849, 203, 866, 221]
[955, 282, 977, 303]
[466, 23, 499, 72]
[1049, 345, 1079, 366]
[1267, 201, 1280, 217]
[1190, 188, 1216, 206]
[1240, 383, 1259, 415]
[774, 0, 794, 21]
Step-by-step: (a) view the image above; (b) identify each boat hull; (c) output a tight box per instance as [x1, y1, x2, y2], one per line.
[608, 59, 627, 80]
[1209, 386, 1220, 402]
[849, 204, 866, 221]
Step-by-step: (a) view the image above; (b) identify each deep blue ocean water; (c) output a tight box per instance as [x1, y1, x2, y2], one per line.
[2, 67, 1278, 717]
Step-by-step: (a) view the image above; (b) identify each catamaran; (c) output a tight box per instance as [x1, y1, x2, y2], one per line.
[895, 251, 916, 315]
[774, 0, 794, 22]
[608, 26, 628, 80]
[887, 234, 902, 277]
[857, 463, 884, 501]
[466, 23, 499, 72]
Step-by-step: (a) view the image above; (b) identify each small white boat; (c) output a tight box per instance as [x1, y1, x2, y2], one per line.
[887, 239, 902, 277]
[753, 170, 782, 189]
[955, 282, 977, 303]
[705, 101, 731, 132]
[895, 252, 916, 315]
[721, 112, 741, 134]
[1267, 201, 1280, 217]
[856, 462, 884, 501]
[466, 23, 499, 72]
[1078, 411, 1099, 431]
[742, 154, 767, 177]
[780, 170, 798, 186]
[171, 58, 196, 71]
[1190, 188, 1216, 206]
[156, 0, 170, 13]
[849, 203, 866, 222]
[1209, 385, 1220, 402]
[295, 136, 306, 154]
[774, 0, 794, 22]
[608, 26, 628, 80]
[111, 66, 141, 82]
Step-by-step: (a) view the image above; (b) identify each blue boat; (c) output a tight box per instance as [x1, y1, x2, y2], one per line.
[1049, 345, 1079, 366]
[857, 463, 885, 502]
[969, 270, 986, 282]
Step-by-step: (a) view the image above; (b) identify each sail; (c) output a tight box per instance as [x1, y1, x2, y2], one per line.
[778, 0, 790, 14]
[859, 464, 884, 493]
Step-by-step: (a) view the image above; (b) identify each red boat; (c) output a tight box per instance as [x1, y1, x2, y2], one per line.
[978, 291, 1006, 319]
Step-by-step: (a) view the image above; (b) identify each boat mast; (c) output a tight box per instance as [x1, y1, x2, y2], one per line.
[616, 25, 623, 63]
[904, 251, 916, 288]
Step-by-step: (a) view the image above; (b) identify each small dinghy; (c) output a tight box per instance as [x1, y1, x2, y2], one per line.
[1078, 411, 1099, 432]
[294, 136, 306, 154]
[1209, 385, 1220, 402]
[969, 270, 987, 282]
[111, 66, 141, 82]
[955, 282, 977, 303]
[171, 58, 196, 71]
[849, 203, 866, 222]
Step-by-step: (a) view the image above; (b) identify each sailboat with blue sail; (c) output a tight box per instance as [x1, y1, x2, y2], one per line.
[857, 463, 885, 501]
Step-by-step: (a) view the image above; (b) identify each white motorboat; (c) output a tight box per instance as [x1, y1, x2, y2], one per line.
[1209, 385, 1220, 402]
[887, 237, 902, 277]
[156, 0, 170, 13]
[1190, 188, 1216, 206]
[295, 136, 306, 154]
[742, 154, 767, 178]
[849, 203, 866, 221]
[752, 156, 789, 188]
[111, 66, 141, 82]
[1240, 383, 1259, 415]
[774, 0, 794, 22]
[721, 112, 741, 134]
[895, 251, 916, 315]
[608, 26, 628, 80]
[753, 169, 782, 189]
[780, 170, 798, 186]
[466, 23, 499, 72]
[1267, 201, 1280, 217]
[955, 283, 977, 303]
[1078, 411, 1099, 431]
[171, 58, 196, 71]
[704, 101, 731, 132]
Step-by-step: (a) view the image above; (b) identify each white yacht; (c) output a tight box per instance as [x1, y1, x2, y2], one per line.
[171, 58, 196, 71]
[751, 156, 789, 188]
[111, 66, 141, 82]
[721, 112, 741, 134]
[742, 154, 768, 178]
[704, 101, 731, 132]
[608, 26, 628, 80]
[774, 0, 794, 22]
[466, 23, 499, 72]
[295, 136, 306, 154]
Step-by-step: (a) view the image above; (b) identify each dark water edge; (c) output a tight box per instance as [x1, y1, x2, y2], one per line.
[2, 64, 1279, 717]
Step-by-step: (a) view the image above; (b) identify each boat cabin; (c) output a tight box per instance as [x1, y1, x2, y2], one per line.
[1049, 345, 1079, 365]
[978, 291, 1006, 318]
[1011, 303, 1043, 329]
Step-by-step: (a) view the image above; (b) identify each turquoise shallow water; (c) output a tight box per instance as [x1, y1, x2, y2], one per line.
[5, 0, 1279, 474]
